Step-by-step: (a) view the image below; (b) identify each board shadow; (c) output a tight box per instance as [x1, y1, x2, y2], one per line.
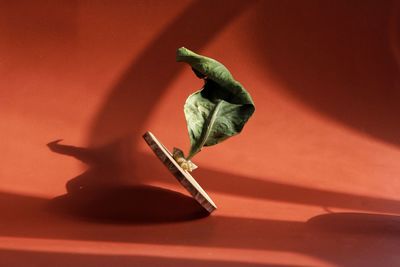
[48, 185, 208, 224]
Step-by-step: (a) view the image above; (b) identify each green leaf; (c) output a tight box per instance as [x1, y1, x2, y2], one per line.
[176, 47, 255, 160]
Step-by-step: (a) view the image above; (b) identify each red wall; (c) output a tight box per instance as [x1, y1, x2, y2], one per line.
[1, 1, 400, 266]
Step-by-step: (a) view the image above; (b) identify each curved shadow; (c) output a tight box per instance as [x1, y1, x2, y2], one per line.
[88, 0, 256, 147]
[49, 185, 208, 224]
[249, 0, 400, 146]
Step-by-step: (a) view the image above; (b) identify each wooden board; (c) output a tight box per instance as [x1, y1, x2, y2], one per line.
[143, 131, 217, 213]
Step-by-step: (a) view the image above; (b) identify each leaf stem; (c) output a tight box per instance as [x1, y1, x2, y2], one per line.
[187, 100, 223, 160]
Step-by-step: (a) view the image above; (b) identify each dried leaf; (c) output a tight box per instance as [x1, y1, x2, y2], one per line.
[176, 47, 255, 160]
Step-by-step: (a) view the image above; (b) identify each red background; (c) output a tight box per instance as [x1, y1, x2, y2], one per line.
[1, 0, 400, 266]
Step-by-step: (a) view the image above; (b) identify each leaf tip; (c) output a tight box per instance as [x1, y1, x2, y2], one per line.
[176, 47, 198, 62]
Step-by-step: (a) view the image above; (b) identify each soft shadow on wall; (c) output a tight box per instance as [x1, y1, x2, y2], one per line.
[87, 0, 257, 147]
[248, 0, 400, 146]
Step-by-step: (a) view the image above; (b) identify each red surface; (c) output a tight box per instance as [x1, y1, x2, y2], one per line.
[1, 1, 400, 266]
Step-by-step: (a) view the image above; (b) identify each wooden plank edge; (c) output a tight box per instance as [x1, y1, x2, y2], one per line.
[143, 131, 217, 213]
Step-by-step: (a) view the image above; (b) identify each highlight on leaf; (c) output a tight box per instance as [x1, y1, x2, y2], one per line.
[174, 47, 255, 171]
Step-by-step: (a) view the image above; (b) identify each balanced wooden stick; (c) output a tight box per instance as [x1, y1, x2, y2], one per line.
[143, 131, 217, 213]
